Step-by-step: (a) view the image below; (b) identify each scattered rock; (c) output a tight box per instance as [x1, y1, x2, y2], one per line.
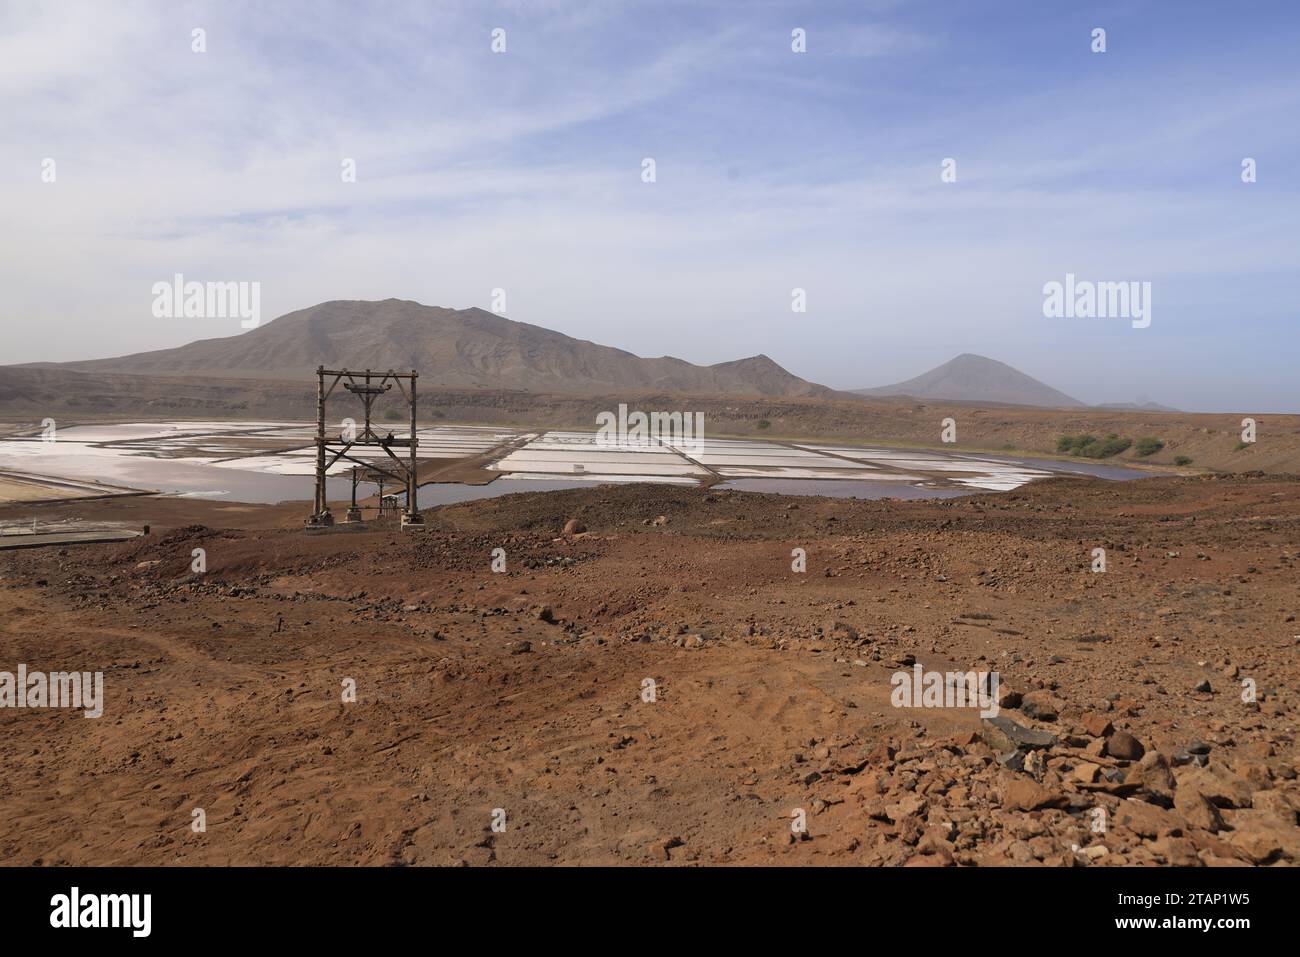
[1225, 811, 1298, 864]
[996, 750, 1026, 772]
[1115, 799, 1181, 839]
[1176, 764, 1254, 809]
[981, 716, 1058, 752]
[1020, 691, 1061, 722]
[1082, 713, 1114, 738]
[884, 794, 928, 822]
[1002, 778, 1068, 811]
[995, 683, 1023, 710]
[1072, 762, 1101, 784]
[1125, 752, 1176, 806]
[1252, 790, 1300, 826]
[1174, 789, 1225, 833]
[1106, 731, 1145, 761]
[1149, 835, 1200, 866]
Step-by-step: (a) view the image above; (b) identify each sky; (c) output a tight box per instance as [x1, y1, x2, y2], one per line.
[1, 0, 1297, 412]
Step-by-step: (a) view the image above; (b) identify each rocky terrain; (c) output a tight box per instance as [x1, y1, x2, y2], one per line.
[1, 473, 1296, 866]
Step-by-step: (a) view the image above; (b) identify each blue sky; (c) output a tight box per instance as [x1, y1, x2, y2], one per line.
[2, 0, 1297, 411]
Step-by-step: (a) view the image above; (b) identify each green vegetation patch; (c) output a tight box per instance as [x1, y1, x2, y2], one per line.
[1056, 433, 1133, 459]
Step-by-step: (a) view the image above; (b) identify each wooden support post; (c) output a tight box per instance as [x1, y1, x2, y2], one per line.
[403, 369, 423, 527]
[310, 365, 332, 525]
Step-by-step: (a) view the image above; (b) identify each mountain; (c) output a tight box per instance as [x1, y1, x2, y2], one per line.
[1098, 400, 1181, 413]
[852, 353, 1084, 408]
[51, 299, 834, 398]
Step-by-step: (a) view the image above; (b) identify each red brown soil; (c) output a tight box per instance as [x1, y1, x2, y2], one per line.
[1, 474, 1297, 866]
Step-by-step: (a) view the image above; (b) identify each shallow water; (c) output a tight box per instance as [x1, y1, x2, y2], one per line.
[957, 452, 1146, 481]
[416, 478, 606, 505]
[0, 420, 1152, 505]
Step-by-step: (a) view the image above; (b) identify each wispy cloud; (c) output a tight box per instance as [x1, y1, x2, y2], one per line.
[1, 0, 1297, 411]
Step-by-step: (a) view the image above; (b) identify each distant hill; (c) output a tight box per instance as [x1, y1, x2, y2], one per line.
[1098, 400, 1181, 413]
[49, 299, 835, 398]
[852, 353, 1084, 408]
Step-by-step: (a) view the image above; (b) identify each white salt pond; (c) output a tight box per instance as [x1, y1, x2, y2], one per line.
[0, 421, 1147, 506]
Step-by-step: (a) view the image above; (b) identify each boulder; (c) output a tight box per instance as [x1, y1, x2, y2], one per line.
[1082, 713, 1114, 738]
[1173, 789, 1224, 833]
[981, 716, 1058, 752]
[1125, 752, 1176, 806]
[1225, 810, 1300, 864]
[1106, 731, 1145, 761]
[1002, 778, 1068, 811]
[1176, 764, 1254, 809]
[1114, 799, 1183, 839]
[1021, 691, 1062, 722]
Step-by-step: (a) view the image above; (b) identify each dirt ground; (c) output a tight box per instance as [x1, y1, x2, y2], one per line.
[1, 473, 1297, 866]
